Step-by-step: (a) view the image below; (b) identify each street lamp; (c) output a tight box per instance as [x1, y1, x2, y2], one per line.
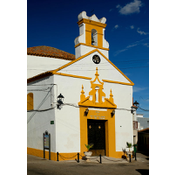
[57, 93, 64, 109]
[131, 101, 139, 114]
[111, 110, 115, 117]
[133, 100, 139, 107]
[84, 108, 89, 116]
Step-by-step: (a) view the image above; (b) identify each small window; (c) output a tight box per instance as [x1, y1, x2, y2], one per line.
[27, 93, 33, 110]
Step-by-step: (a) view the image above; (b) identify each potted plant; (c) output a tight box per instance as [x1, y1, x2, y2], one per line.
[84, 144, 94, 160]
[122, 148, 127, 159]
[126, 142, 133, 162]
[126, 142, 133, 153]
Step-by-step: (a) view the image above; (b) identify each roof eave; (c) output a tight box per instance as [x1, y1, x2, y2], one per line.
[27, 71, 53, 84]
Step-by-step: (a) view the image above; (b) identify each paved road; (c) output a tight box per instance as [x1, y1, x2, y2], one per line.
[27, 153, 149, 175]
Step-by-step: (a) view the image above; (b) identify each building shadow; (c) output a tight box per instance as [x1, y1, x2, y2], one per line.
[137, 151, 149, 157]
[136, 169, 149, 175]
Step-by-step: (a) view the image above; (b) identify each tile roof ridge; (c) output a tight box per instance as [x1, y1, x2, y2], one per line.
[27, 45, 75, 60]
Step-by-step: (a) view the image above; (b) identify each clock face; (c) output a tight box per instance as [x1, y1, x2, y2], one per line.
[92, 55, 101, 64]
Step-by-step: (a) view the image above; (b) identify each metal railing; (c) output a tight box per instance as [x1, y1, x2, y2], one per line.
[56, 152, 136, 163]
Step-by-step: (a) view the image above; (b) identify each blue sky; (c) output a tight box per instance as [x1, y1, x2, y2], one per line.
[27, 0, 149, 117]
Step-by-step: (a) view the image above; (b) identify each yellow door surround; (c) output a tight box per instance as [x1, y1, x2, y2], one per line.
[79, 107, 118, 157]
[78, 68, 123, 158]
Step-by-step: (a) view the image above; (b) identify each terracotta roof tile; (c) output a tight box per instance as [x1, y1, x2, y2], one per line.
[27, 46, 75, 60]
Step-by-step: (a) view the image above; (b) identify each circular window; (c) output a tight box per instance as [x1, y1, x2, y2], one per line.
[92, 55, 101, 64]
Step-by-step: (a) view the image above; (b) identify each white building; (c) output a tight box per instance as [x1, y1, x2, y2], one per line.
[136, 114, 149, 130]
[27, 11, 135, 161]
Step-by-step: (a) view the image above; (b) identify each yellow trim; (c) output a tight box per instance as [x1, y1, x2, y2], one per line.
[74, 43, 109, 51]
[77, 18, 107, 28]
[77, 18, 106, 48]
[54, 72, 133, 86]
[27, 146, 124, 160]
[103, 79, 134, 86]
[97, 50, 135, 86]
[52, 49, 99, 73]
[27, 147, 79, 161]
[52, 49, 134, 86]
[79, 68, 117, 108]
[85, 22, 103, 47]
[27, 147, 57, 161]
[54, 72, 92, 80]
[91, 67, 104, 84]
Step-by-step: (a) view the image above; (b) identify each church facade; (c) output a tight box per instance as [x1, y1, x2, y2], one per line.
[27, 11, 134, 161]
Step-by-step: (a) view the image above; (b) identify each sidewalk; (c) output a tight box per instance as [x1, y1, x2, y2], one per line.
[28, 153, 149, 175]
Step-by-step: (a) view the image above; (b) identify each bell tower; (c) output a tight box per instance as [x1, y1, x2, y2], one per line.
[74, 11, 109, 59]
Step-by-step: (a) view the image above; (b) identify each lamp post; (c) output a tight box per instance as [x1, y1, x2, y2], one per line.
[131, 100, 139, 114]
[57, 93, 64, 109]
[131, 106, 135, 114]
[132, 100, 139, 161]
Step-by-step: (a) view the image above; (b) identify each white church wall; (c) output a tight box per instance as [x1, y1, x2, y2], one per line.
[54, 71, 133, 153]
[103, 82, 133, 151]
[103, 28, 109, 48]
[27, 55, 71, 79]
[54, 75, 89, 153]
[27, 53, 133, 154]
[58, 51, 131, 84]
[27, 75, 57, 153]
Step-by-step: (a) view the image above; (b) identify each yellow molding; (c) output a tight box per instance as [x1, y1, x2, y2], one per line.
[80, 96, 90, 104]
[51, 49, 134, 86]
[54, 71, 133, 85]
[91, 67, 104, 85]
[27, 147, 124, 160]
[79, 103, 116, 109]
[77, 18, 107, 28]
[79, 69, 117, 109]
[54, 72, 92, 80]
[81, 18, 105, 47]
[96, 51, 134, 86]
[104, 98, 116, 106]
[74, 43, 109, 51]
[27, 147, 79, 161]
[27, 147, 57, 161]
[103, 79, 134, 86]
[54, 72, 133, 86]
[85, 30, 104, 35]
[52, 49, 100, 73]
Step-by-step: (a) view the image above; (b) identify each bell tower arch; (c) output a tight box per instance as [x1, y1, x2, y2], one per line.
[91, 29, 98, 46]
[74, 11, 109, 59]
